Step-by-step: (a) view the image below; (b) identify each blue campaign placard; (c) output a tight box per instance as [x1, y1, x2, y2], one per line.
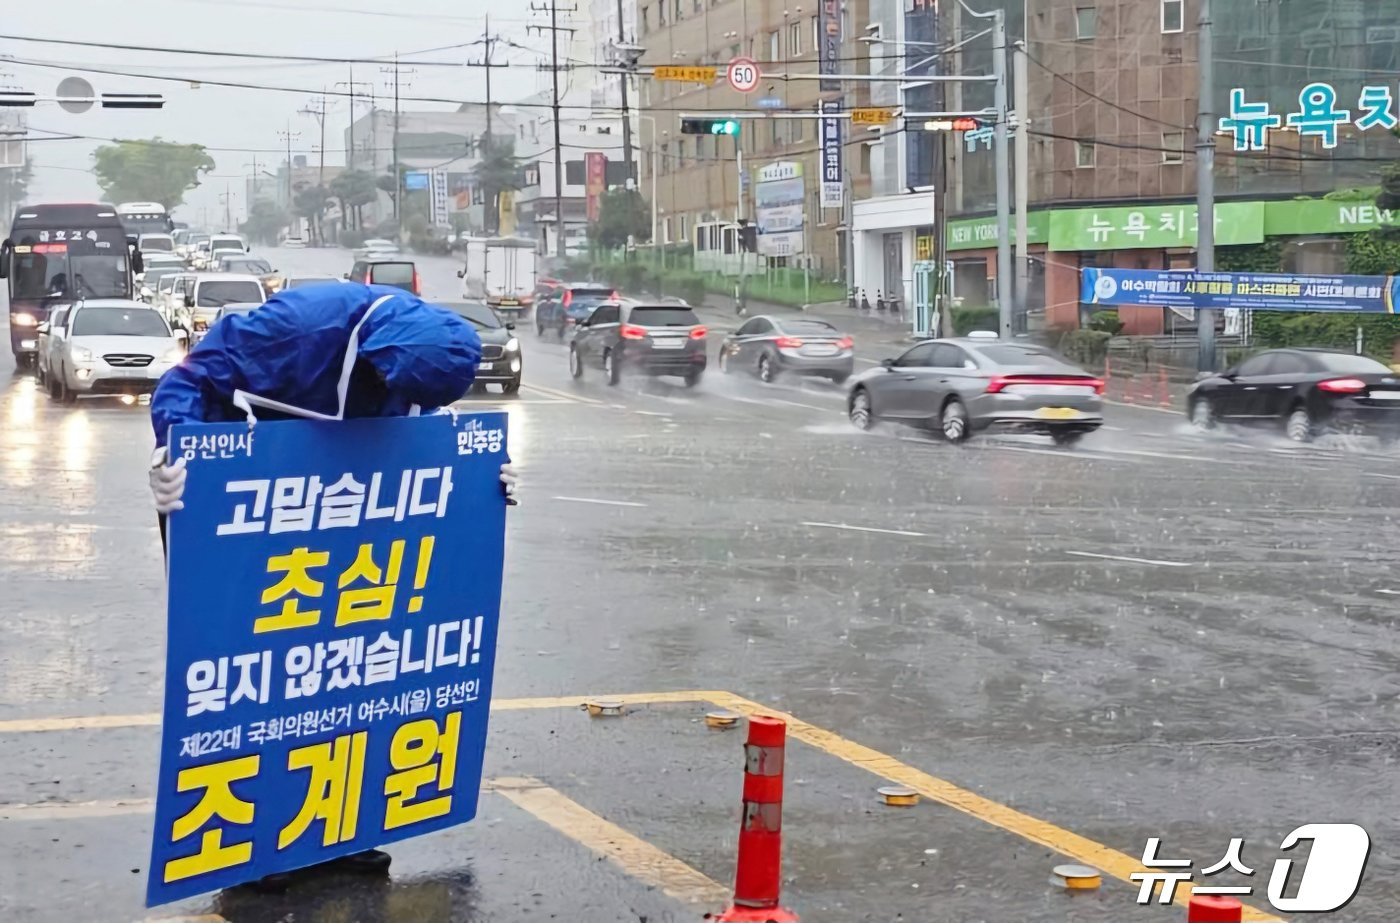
[146, 412, 508, 906]
[1082, 267, 1400, 314]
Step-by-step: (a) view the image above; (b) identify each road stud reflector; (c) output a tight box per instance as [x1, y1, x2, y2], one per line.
[877, 785, 919, 807]
[1050, 864, 1102, 890]
[706, 710, 741, 729]
[585, 698, 625, 717]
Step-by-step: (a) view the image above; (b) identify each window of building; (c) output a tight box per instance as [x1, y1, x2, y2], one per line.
[565, 160, 586, 185]
[1075, 7, 1096, 40]
[664, 216, 673, 244]
[788, 20, 803, 56]
[792, 118, 805, 143]
[694, 0, 702, 10]
[1161, 130, 1185, 164]
[658, 1, 666, 24]
[1075, 140, 1095, 167]
[769, 31, 779, 61]
[1161, 0, 1183, 33]
[679, 214, 689, 241]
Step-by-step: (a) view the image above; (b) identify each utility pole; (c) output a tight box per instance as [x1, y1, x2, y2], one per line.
[469, 19, 509, 233]
[1195, 0, 1217, 371]
[616, 0, 635, 194]
[1013, 40, 1029, 335]
[380, 55, 417, 229]
[336, 67, 371, 170]
[277, 123, 301, 211]
[219, 182, 234, 230]
[530, 1, 575, 257]
[299, 90, 331, 186]
[989, 8, 1011, 339]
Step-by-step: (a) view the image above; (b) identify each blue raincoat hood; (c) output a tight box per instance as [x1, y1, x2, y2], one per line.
[151, 282, 481, 446]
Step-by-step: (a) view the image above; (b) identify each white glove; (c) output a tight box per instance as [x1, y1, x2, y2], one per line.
[149, 446, 188, 514]
[500, 462, 519, 503]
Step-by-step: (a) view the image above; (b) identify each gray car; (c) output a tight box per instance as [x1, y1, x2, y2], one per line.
[718, 315, 854, 384]
[847, 337, 1104, 444]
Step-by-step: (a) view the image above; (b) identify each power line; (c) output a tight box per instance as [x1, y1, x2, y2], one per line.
[1020, 49, 1194, 132]
[0, 33, 474, 67]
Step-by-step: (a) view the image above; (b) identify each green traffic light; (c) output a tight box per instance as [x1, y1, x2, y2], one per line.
[710, 120, 739, 135]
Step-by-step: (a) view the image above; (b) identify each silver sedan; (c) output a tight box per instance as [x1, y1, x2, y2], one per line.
[847, 337, 1104, 445]
[718, 315, 855, 384]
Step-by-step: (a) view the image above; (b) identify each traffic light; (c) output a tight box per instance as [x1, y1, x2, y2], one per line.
[681, 118, 740, 135]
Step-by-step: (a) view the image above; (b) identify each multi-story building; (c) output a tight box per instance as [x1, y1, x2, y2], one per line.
[637, 0, 873, 278]
[937, 0, 1400, 333]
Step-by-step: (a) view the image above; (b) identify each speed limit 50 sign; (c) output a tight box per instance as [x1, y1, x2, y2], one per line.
[727, 57, 761, 94]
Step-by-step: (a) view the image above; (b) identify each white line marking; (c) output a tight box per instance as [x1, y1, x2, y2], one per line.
[765, 397, 829, 412]
[522, 383, 603, 405]
[856, 357, 882, 365]
[1376, 588, 1400, 596]
[1066, 550, 1192, 568]
[0, 798, 155, 820]
[1365, 472, 1400, 481]
[1103, 399, 1180, 415]
[633, 410, 673, 417]
[552, 496, 648, 508]
[983, 443, 1136, 463]
[803, 521, 927, 538]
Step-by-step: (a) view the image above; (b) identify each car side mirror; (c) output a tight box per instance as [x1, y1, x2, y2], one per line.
[343, 273, 350, 279]
[505, 322, 516, 331]
[456, 269, 464, 279]
[35, 322, 49, 335]
[881, 357, 895, 369]
[1221, 368, 1237, 380]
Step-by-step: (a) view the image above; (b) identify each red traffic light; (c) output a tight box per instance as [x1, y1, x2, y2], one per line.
[951, 117, 981, 131]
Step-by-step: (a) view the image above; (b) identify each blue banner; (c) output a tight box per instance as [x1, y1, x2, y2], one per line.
[147, 412, 507, 905]
[1081, 267, 1400, 314]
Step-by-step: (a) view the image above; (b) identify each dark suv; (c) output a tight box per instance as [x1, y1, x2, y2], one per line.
[568, 302, 707, 387]
[346, 259, 420, 295]
[534, 283, 616, 339]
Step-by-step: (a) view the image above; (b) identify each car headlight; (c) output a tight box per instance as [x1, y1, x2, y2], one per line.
[161, 346, 184, 363]
[504, 337, 520, 353]
[71, 346, 93, 363]
[11, 312, 37, 327]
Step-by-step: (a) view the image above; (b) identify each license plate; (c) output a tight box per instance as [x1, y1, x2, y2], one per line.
[499, 300, 518, 306]
[804, 345, 838, 356]
[1369, 391, 1400, 400]
[652, 339, 684, 350]
[111, 367, 148, 378]
[479, 362, 495, 371]
[1035, 406, 1083, 420]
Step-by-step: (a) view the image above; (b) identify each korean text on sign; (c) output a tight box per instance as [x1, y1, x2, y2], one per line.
[148, 412, 508, 905]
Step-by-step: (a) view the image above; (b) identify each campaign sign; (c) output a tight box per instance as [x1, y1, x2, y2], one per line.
[147, 412, 508, 905]
[1082, 267, 1400, 315]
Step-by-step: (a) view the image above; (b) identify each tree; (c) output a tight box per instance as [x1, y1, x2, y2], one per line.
[293, 184, 330, 244]
[328, 169, 379, 231]
[592, 188, 651, 250]
[473, 134, 521, 235]
[92, 138, 214, 209]
[240, 198, 289, 246]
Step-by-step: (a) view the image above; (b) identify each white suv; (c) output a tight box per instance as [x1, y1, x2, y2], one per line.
[47, 299, 186, 403]
[178, 273, 267, 340]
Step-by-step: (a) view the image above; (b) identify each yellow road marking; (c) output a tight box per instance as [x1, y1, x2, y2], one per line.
[4, 689, 1281, 922]
[489, 776, 729, 906]
[703, 692, 1282, 923]
[1, 798, 155, 820]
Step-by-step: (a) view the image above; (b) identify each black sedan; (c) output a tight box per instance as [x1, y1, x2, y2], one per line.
[718, 315, 854, 384]
[1188, 348, 1400, 441]
[448, 301, 523, 394]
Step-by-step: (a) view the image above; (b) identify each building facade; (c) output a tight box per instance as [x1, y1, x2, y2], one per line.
[939, 0, 1400, 333]
[637, 0, 873, 279]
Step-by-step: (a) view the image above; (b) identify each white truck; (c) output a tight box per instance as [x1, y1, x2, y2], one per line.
[458, 237, 538, 321]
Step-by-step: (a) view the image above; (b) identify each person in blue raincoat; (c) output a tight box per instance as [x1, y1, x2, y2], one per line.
[146, 281, 517, 888]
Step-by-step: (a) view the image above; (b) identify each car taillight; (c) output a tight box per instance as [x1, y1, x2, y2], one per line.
[1319, 377, 1367, 393]
[689, 325, 707, 339]
[620, 324, 647, 339]
[563, 291, 573, 307]
[413, 270, 422, 295]
[775, 336, 804, 348]
[986, 375, 1103, 394]
[836, 336, 854, 349]
[610, 290, 620, 301]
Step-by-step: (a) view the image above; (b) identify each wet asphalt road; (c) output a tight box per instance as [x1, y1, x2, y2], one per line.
[1, 246, 1397, 922]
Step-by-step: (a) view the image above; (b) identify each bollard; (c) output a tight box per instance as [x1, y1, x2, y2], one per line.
[1187, 895, 1243, 923]
[715, 715, 799, 922]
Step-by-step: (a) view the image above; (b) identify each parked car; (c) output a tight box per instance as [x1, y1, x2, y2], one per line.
[1188, 348, 1400, 442]
[847, 335, 1105, 444]
[568, 301, 707, 387]
[449, 301, 523, 394]
[719, 316, 855, 384]
[346, 259, 420, 295]
[535, 283, 617, 339]
[43, 299, 186, 403]
[209, 233, 248, 255]
[138, 266, 183, 304]
[283, 236, 307, 248]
